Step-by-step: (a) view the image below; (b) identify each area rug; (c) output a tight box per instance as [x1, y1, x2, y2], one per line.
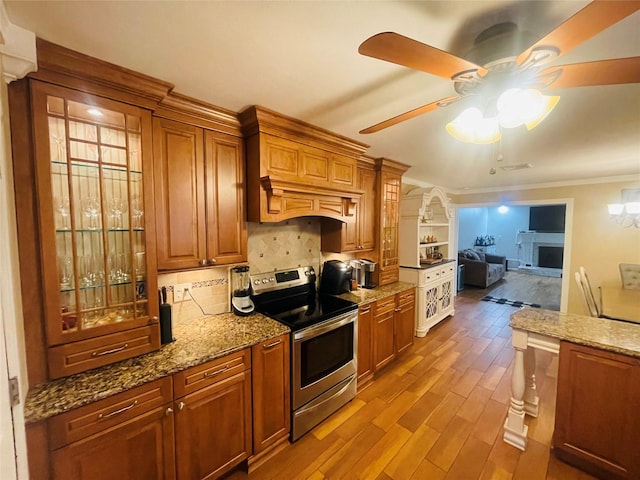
[481, 295, 541, 308]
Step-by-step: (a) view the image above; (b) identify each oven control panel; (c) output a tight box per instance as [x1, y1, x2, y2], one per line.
[250, 266, 316, 295]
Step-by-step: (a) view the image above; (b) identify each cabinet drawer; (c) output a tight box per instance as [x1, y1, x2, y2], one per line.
[174, 349, 250, 398]
[397, 288, 416, 307]
[374, 296, 396, 316]
[48, 377, 173, 450]
[441, 264, 455, 276]
[379, 269, 399, 286]
[419, 268, 441, 285]
[48, 325, 161, 379]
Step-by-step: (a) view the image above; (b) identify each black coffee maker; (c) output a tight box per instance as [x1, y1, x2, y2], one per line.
[319, 260, 353, 295]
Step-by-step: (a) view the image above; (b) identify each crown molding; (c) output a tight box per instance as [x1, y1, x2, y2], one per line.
[0, 2, 36, 83]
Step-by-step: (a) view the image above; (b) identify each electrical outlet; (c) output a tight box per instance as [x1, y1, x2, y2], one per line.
[174, 283, 190, 302]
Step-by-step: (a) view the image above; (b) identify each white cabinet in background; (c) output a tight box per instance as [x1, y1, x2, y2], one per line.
[399, 186, 455, 268]
[399, 262, 455, 337]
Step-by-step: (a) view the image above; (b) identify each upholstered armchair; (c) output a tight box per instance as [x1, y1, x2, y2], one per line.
[458, 249, 507, 288]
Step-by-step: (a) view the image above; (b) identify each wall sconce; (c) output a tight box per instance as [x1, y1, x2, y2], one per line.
[608, 188, 640, 228]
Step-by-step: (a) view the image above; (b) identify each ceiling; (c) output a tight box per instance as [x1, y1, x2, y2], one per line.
[5, 1, 640, 192]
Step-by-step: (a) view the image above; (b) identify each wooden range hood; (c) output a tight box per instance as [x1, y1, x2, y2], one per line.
[239, 106, 369, 223]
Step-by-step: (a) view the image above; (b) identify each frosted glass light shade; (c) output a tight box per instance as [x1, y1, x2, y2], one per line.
[608, 203, 625, 215]
[497, 88, 560, 130]
[446, 107, 500, 144]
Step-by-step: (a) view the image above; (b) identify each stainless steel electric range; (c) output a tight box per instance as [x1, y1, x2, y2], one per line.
[250, 266, 358, 441]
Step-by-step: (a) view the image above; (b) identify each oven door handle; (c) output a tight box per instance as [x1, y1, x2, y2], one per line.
[294, 312, 356, 341]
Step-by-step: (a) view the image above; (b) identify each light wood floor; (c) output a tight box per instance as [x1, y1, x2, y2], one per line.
[227, 296, 596, 480]
[463, 271, 562, 311]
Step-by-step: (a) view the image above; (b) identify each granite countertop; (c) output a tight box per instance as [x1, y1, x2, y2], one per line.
[24, 312, 289, 424]
[338, 281, 416, 305]
[510, 308, 640, 358]
[402, 258, 457, 270]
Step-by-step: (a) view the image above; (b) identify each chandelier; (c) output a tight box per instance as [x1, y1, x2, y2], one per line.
[608, 189, 640, 228]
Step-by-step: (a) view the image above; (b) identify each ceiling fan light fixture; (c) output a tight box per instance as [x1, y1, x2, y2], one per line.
[496, 88, 560, 130]
[446, 107, 500, 144]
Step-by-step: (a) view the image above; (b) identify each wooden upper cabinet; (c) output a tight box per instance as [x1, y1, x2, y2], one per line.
[373, 158, 409, 286]
[204, 130, 247, 265]
[13, 80, 161, 380]
[321, 159, 376, 253]
[153, 117, 206, 270]
[153, 114, 246, 271]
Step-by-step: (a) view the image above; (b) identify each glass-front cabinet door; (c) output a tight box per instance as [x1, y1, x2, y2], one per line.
[31, 81, 158, 350]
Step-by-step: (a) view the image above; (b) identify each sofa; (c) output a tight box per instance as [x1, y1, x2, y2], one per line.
[458, 249, 507, 288]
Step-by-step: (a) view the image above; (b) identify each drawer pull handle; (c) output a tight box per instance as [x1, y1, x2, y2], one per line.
[204, 366, 228, 378]
[98, 400, 138, 420]
[92, 343, 128, 357]
[263, 340, 282, 349]
[360, 307, 371, 313]
[394, 308, 402, 312]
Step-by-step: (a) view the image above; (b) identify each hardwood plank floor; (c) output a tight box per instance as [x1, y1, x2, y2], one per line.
[227, 296, 596, 480]
[461, 271, 562, 311]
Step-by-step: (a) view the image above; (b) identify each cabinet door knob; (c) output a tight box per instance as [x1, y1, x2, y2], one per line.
[178, 401, 186, 411]
[199, 259, 208, 267]
[165, 407, 174, 416]
[207, 258, 217, 265]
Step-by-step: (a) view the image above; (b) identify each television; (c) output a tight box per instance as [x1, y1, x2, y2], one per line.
[528, 205, 566, 233]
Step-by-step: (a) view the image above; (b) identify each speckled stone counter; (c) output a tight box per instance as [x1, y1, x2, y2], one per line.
[510, 308, 640, 358]
[24, 312, 289, 424]
[337, 281, 416, 305]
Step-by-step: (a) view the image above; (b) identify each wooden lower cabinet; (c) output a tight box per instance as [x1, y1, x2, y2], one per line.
[361, 288, 417, 384]
[51, 407, 175, 480]
[251, 334, 290, 454]
[394, 288, 416, 355]
[49, 378, 175, 480]
[373, 296, 397, 371]
[553, 341, 640, 480]
[174, 351, 252, 480]
[357, 303, 374, 387]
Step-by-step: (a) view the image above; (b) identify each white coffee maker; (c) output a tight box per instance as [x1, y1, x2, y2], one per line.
[231, 266, 254, 316]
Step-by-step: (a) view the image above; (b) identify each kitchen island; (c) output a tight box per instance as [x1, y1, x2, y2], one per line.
[504, 308, 640, 479]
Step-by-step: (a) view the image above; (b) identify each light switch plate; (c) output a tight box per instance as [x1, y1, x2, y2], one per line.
[174, 283, 190, 302]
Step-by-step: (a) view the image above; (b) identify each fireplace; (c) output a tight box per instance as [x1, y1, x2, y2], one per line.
[538, 246, 564, 269]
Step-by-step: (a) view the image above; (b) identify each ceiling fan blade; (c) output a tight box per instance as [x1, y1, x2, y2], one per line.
[517, 0, 640, 65]
[541, 57, 640, 89]
[359, 32, 486, 80]
[359, 96, 460, 134]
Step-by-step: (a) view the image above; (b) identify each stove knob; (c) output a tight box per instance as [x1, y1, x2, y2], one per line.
[269, 277, 275, 282]
[262, 279, 268, 284]
[253, 280, 260, 286]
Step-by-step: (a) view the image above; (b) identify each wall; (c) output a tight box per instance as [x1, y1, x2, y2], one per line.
[457, 208, 487, 250]
[486, 205, 530, 260]
[158, 217, 353, 322]
[458, 206, 530, 260]
[451, 179, 640, 315]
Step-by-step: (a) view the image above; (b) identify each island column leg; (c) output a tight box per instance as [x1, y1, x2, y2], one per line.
[523, 347, 539, 417]
[503, 329, 530, 451]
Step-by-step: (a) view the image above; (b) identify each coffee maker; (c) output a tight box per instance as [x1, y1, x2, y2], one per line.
[231, 266, 254, 316]
[359, 259, 377, 289]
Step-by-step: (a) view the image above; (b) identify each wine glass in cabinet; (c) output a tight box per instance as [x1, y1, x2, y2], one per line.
[31, 81, 159, 378]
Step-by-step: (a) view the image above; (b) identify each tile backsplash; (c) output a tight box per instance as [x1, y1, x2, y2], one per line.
[158, 217, 353, 322]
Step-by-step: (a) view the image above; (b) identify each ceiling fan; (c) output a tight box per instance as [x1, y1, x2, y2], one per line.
[358, 0, 640, 141]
